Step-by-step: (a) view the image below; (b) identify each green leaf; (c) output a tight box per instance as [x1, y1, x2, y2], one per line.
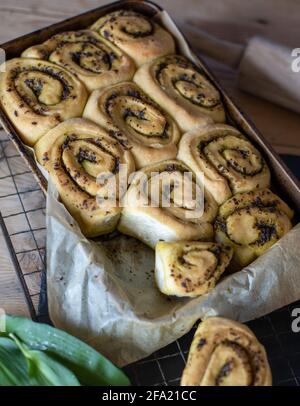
[4, 316, 130, 386]
[9, 334, 80, 386]
[0, 337, 33, 385]
[0, 336, 79, 386]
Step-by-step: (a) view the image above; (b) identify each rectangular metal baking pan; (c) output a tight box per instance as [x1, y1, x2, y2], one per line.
[0, 0, 299, 214]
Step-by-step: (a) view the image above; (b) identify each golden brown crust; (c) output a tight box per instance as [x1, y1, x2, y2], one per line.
[35, 118, 135, 237]
[134, 54, 225, 132]
[0, 58, 88, 146]
[155, 241, 233, 297]
[83, 82, 181, 169]
[22, 30, 136, 92]
[90, 10, 175, 66]
[215, 188, 293, 268]
[181, 317, 272, 386]
[178, 124, 271, 204]
[118, 159, 218, 248]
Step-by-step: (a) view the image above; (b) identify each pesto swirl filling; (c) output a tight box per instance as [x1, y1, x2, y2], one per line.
[215, 196, 286, 247]
[12, 66, 72, 112]
[105, 88, 172, 143]
[57, 135, 120, 199]
[99, 11, 154, 40]
[156, 56, 221, 108]
[197, 132, 264, 178]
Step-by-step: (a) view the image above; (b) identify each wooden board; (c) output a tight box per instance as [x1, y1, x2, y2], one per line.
[0, 124, 46, 318]
[0, 0, 299, 318]
[0, 231, 31, 317]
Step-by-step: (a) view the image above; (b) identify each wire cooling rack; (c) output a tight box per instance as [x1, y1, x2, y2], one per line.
[1, 128, 300, 386]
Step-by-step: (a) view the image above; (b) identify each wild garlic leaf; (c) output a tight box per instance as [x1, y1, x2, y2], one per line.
[5, 316, 130, 386]
[9, 334, 80, 386]
[0, 337, 32, 385]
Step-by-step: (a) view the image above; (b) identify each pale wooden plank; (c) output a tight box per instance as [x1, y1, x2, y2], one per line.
[0, 231, 30, 317]
[165, 0, 300, 48]
[0, 0, 300, 47]
[0, 12, 59, 43]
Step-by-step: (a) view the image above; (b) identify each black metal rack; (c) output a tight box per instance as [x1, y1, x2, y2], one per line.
[1, 129, 300, 386]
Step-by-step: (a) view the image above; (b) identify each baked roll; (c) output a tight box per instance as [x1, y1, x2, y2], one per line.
[22, 30, 135, 92]
[90, 10, 175, 66]
[134, 55, 225, 132]
[0, 58, 88, 146]
[177, 124, 271, 205]
[83, 82, 181, 169]
[118, 160, 218, 248]
[215, 189, 293, 268]
[35, 118, 135, 237]
[181, 317, 272, 386]
[155, 241, 233, 297]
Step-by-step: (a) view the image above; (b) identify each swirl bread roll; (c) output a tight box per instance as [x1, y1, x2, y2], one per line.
[181, 317, 272, 386]
[215, 189, 293, 268]
[83, 82, 180, 169]
[134, 55, 225, 132]
[177, 124, 271, 205]
[155, 241, 233, 297]
[118, 160, 218, 249]
[22, 30, 135, 92]
[35, 118, 135, 237]
[0, 58, 88, 146]
[90, 10, 175, 66]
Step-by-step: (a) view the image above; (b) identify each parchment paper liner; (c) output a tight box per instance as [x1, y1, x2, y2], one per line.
[46, 11, 300, 366]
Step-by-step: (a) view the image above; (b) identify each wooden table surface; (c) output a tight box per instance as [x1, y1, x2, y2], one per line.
[0, 0, 300, 318]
